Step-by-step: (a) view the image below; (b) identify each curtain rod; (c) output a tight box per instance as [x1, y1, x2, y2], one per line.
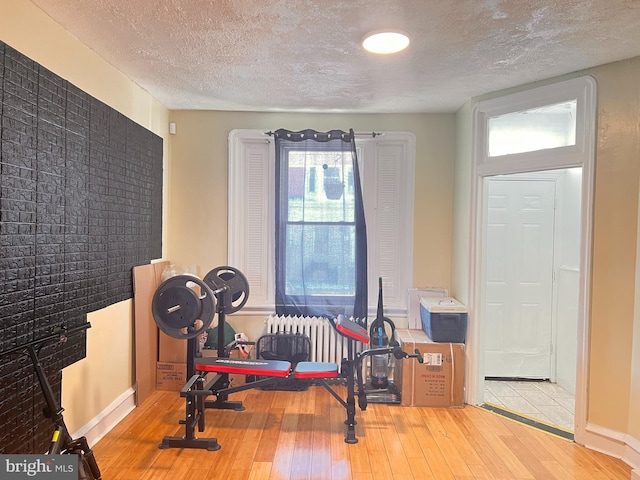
[263, 130, 384, 137]
[355, 131, 384, 137]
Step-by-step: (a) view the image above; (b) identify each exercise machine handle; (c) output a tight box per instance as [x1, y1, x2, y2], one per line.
[0, 323, 91, 358]
[395, 348, 424, 363]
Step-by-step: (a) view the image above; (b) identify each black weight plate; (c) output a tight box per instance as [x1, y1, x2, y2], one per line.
[152, 275, 216, 340]
[154, 286, 200, 330]
[203, 266, 249, 314]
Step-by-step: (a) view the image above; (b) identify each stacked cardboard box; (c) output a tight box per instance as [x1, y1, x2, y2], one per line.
[395, 329, 465, 407]
[155, 362, 187, 391]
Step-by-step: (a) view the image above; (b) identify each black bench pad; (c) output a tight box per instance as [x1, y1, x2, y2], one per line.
[293, 361, 339, 379]
[195, 357, 291, 377]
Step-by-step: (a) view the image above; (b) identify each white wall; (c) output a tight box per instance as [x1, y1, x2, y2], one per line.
[554, 168, 582, 394]
[452, 101, 474, 306]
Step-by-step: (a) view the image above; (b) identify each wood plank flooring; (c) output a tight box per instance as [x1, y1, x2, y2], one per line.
[91, 387, 632, 479]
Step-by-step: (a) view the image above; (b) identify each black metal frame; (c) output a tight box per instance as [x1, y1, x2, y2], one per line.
[0, 323, 102, 479]
[159, 293, 422, 450]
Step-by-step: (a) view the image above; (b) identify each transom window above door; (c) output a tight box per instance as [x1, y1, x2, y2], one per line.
[474, 77, 595, 176]
[488, 100, 577, 157]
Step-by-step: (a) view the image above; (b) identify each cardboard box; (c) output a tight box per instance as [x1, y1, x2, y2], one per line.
[159, 331, 188, 363]
[395, 329, 465, 407]
[156, 362, 187, 391]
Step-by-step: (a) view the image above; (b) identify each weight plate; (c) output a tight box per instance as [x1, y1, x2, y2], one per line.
[152, 275, 216, 340]
[154, 286, 200, 329]
[203, 266, 250, 314]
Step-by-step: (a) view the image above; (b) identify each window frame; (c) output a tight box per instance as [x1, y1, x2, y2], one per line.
[475, 77, 593, 176]
[228, 129, 415, 317]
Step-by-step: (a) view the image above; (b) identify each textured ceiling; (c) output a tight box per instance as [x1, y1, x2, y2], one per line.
[31, 0, 640, 113]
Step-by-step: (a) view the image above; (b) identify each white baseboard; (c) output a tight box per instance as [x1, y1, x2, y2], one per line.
[584, 422, 640, 472]
[70, 387, 136, 447]
[628, 435, 640, 475]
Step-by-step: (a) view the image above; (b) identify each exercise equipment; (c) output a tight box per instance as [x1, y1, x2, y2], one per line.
[0, 323, 102, 480]
[253, 333, 311, 391]
[203, 266, 249, 314]
[152, 275, 216, 340]
[150, 266, 423, 450]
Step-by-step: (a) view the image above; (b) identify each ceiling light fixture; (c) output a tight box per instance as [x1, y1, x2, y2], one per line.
[362, 30, 410, 54]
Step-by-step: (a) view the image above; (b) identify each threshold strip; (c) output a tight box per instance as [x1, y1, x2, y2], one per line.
[480, 402, 574, 441]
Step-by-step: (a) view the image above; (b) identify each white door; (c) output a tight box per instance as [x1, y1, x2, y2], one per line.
[483, 178, 556, 379]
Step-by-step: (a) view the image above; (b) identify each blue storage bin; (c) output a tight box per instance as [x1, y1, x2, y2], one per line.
[420, 297, 468, 343]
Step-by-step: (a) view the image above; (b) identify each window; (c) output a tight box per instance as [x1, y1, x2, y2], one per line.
[488, 100, 577, 157]
[228, 130, 415, 317]
[273, 130, 366, 318]
[474, 77, 593, 176]
[280, 153, 356, 297]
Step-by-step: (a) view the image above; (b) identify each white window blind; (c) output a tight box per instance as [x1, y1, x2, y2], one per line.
[362, 139, 414, 315]
[228, 132, 274, 310]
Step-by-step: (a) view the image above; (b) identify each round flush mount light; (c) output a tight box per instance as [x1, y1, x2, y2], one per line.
[362, 30, 410, 54]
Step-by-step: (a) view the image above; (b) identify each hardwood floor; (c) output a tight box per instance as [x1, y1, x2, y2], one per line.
[92, 387, 632, 479]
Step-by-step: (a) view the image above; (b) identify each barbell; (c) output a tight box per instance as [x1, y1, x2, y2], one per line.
[151, 267, 250, 340]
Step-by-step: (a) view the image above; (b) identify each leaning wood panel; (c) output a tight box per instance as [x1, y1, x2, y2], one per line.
[132, 262, 167, 405]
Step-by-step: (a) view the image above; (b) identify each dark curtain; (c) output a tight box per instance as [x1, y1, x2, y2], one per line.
[274, 129, 367, 319]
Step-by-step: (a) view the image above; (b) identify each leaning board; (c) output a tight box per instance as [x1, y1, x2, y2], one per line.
[133, 261, 169, 406]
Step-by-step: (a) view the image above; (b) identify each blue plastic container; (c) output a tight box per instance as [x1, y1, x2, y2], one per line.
[420, 297, 468, 343]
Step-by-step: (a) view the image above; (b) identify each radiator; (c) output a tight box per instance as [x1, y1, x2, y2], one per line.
[265, 315, 363, 365]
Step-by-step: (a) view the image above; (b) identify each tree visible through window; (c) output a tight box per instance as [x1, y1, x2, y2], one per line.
[274, 129, 367, 318]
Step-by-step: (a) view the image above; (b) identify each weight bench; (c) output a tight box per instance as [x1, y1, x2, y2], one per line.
[195, 357, 339, 379]
[151, 270, 422, 451]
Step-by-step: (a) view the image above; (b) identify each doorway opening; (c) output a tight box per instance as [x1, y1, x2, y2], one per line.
[481, 168, 581, 434]
[467, 76, 597, 443]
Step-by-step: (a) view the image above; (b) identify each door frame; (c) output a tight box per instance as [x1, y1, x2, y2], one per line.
[465, 76, 597, 444]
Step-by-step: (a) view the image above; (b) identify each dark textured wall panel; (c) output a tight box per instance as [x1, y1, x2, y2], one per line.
[0, 40, 163, 454]
[150, 134, 163, 259]
[87, 97, 110, 313]
[64, 83, 90, 328]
